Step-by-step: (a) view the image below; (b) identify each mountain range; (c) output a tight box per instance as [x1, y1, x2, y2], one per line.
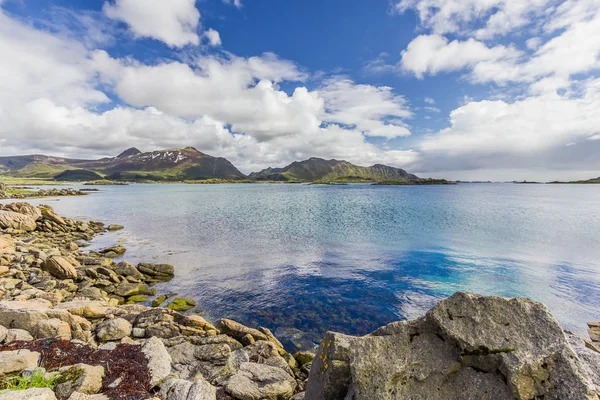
[0, 147, 426, 183]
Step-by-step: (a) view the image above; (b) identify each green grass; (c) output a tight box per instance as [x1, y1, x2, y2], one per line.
[0, 370, 59, 391]
[5, 189, 34, 195]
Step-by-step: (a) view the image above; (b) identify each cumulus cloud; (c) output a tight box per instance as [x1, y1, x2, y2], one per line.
[318, 77, 412, 138]
[103, 0, 201, 47]
[204, 28, 221, 46]
[0, 6, 418, 173]
[400, 34, 521, 79]
[395, 0, 553, 39]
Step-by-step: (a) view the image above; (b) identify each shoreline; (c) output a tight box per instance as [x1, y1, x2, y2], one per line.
[0, 201, 599, 399]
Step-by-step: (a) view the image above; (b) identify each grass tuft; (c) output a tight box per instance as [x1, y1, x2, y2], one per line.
[0, 370, 58, 391]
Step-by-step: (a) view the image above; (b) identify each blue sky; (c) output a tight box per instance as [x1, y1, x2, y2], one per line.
[1, 0, 599, 180]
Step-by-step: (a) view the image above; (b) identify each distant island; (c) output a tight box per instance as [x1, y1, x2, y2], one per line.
[548, 177, 600, 184]
[0, 147, 453, 185]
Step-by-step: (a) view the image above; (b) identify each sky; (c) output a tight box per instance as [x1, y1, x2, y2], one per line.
[0, 0, 599, 180]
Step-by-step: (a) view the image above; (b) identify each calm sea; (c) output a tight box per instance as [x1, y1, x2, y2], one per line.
[14, 183, 600, 349]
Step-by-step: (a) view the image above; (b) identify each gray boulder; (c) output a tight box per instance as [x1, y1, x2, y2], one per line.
[305, 292, 598, 400]
[159, 377, 217, 400]
[224, 362, 296, 400]
[141, 336, 172, 386]
[95, 317, 132, 342]
[137, 262, 174, 279]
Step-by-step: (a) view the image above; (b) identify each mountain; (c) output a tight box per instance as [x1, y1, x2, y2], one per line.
[0, 147, 245, 181]
[249, 157, 421, 183]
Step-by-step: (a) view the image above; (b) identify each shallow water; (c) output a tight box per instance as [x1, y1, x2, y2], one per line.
[13, 183, 600, 349]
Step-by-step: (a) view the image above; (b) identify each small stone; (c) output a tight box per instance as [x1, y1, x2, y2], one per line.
[107, 224, 124, 231]
[167, 298, 195, 312]
[128, 295, 149, 303]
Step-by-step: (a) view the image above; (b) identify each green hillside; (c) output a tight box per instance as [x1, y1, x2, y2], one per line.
[249, 158, 420, 183]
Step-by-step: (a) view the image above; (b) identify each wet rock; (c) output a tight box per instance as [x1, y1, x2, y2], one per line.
[95, 317, 132, 342]
[33, 318, 72, 340]
[224, 362, 296, 400]
[159, 377, 217, 400]
[141, 336, 172, 386]
[0, 388, 57, 400]
[116, 282, 150, 297]
[0, 349, 40, 376]
[137, 262, 174, 280]
[305, 292, 598, 400]
[43, 256, 78, 280]
[99, 245, 126, 257]
[107, 224, 124, 231]
[115, 261, 144, 280]
[167, 298, 196, 312]
[217, 319, 268, 343]
[0, 210, 37, 231]
[56, 364, 105, 398]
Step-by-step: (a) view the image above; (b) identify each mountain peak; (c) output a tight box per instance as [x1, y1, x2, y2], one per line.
[116, 147, 142, 158]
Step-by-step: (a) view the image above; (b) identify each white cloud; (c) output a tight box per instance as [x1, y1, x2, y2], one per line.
[417, 82, 600, 175]
[0, 6, 418, 174]
[103, 0, 201, 47]
[400, 34, 521, 79]
[204, 28, 221, 46]
[395, 0, 553, 39]
[424, 97, 435, 104]
[223, 0, 242, 8]
[318, 77, 412, 138]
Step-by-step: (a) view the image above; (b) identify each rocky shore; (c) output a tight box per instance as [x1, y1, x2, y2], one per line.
[0, 182, 86, 200]
[0, 201, 598, 399]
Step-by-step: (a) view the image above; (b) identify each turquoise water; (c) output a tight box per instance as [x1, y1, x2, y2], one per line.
[15, 183, 600, 349]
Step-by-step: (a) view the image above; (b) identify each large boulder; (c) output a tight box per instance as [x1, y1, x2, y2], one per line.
[55, 364, 105, 398]
[32, 318, 72, 340]
[41, 207, 66, 226]
[141, 336, 172, 386]
[159, 377, 217, 400]
[95, 317, 132, 342]
[0, 299, 92, 342]
[137, 262, 174, 280]
[2, 202, 42, 220]
[43, 256, 78, 280]
[224, 362, 296, 400]
[217, 319, 269, 343]
[305, 292, 598, 400]
[0, 210, 37, 231]
[0, 349, 40, 376]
